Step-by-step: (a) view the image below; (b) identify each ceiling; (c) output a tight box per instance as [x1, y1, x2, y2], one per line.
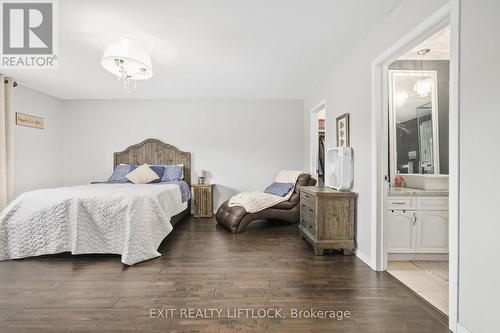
[2, 0, 402, 100]
[399, 25, 450, 60]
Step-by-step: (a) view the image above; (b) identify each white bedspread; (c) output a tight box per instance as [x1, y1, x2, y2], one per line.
[228, 170, 303, 213]
[0, 183, 186, 265]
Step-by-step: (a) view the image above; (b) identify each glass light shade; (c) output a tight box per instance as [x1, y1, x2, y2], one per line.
[414, 78, 432, 97]
[101, 38, 153, 80]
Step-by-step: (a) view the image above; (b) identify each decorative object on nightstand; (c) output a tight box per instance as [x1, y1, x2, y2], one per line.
[299, 186, 356, 255]
[192, 184, 214, 218]
[197, 170, 206, 185]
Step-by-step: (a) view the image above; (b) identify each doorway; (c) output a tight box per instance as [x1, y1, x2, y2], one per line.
[310, 101, 326, 185]
[386, 25, 450, 316]
[370, 1, 459, 331]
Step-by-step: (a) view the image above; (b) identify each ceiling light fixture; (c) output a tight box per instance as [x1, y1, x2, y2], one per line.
[101, 38, 153, 93]
[414, 48, 431, 98]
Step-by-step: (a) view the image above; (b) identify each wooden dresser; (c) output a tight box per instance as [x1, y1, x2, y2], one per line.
[299, 186, 356, 255]
[192, 184, 215, 218]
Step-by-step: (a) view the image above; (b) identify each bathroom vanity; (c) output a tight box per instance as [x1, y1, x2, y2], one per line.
[386, 186, 448, 256]
[386, 68, 450, 259]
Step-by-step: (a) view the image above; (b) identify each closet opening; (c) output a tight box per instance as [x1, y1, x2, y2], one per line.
[309, 101, 326, 186]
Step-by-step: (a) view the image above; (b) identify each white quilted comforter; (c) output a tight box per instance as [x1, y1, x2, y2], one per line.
[0, 183, 187, 265]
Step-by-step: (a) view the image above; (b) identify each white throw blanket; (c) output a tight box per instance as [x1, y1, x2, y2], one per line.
[0, 183, 186, 265]
[228, 170, 304, 213]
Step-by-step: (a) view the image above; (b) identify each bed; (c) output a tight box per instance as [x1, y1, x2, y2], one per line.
[0, 139, 191, 265]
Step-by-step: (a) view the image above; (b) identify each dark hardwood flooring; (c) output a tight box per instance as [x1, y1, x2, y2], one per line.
[0, 217, 450, 332]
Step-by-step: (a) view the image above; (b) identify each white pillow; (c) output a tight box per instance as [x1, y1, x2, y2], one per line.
[126, 164, 160, 184]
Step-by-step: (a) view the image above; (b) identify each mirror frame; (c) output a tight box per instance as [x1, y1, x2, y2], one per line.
[388, 69, 440, 179]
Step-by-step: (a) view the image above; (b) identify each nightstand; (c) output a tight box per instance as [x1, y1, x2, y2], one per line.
[192, 184, 215, 218]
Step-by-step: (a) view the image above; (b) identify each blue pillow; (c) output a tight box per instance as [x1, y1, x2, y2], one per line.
[108, 164, 136, 183]
[161, 165, 184, 182]
[148, 165, 164, 183]
[265, 182, 295, 197]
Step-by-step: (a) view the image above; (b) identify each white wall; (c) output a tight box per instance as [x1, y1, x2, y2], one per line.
[62, 100, 304, 209]
[13, 86, 64, 196]
[303, 0, 500, 331]
[303, 0, 447, 261]
[458, 0, 500, 332]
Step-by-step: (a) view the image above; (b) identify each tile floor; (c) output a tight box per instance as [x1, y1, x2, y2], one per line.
[387, 261, 449, 315]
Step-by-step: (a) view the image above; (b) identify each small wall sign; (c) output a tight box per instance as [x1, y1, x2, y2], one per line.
[16, 113, 44, 129]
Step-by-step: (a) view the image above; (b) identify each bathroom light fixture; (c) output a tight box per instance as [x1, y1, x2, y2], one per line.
[394, 90, 408, 107]
[414, 48, 431, 98]
[101, 38, 153, 92]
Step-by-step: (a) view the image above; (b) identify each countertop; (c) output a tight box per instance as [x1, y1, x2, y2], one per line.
[388, 186, 449, 197]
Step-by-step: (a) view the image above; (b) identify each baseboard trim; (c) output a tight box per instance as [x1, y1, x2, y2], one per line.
[355, 250, 371, 267]
[388, 253, 449, 261]
[457, 323, 472, 333]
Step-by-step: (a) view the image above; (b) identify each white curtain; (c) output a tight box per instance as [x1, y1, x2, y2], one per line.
[0, 75, 15, 210]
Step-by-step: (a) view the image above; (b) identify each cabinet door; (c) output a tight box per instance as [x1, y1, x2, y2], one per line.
[415, 211, 448, 253]
[385, 210, 416, 253]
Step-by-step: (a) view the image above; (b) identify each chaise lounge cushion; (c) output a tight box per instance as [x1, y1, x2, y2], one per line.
[216, 174, 315, 233]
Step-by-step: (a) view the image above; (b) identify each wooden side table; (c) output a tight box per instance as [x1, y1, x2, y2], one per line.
[192, 184, 215, 218]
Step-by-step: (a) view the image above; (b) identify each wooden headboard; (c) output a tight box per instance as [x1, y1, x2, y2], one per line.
[113, 139, 191, 186]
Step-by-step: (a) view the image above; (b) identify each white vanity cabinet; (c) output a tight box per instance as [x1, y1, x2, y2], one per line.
[386, 194, 448, 254]
[385, 210, 416, 253]
[415, 211, 448, 253]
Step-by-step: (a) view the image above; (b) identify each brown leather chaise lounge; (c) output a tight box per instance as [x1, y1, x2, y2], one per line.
[216, 174, 316, 233]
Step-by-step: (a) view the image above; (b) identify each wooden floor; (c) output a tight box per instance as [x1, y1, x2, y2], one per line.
[0, 217, 450, 332]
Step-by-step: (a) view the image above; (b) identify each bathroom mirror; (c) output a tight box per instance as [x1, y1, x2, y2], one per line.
[389, 70, 440, 176]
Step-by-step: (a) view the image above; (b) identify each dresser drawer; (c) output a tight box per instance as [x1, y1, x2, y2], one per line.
[386, 196, 417, 210]
[300, 211, 316, 236]
[299, 211, 308, 227]
[300, 191, 315, 203]
[417, 197, 448, 211]
[300, 199, 316, 217]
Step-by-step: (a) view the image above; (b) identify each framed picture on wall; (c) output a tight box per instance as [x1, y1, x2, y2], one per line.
[336, 113, 350, 147]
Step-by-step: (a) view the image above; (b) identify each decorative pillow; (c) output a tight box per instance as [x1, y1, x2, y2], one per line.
[149, 165, 164, 183]
[161, 165, 184, 182]
[126, 164, 160, 184]
[108, 164, 137, 183]
[264, 182, 295, 197]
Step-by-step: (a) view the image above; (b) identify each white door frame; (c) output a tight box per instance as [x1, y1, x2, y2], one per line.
[370, 1, 460, 331]
[309, 100, 327, 179]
